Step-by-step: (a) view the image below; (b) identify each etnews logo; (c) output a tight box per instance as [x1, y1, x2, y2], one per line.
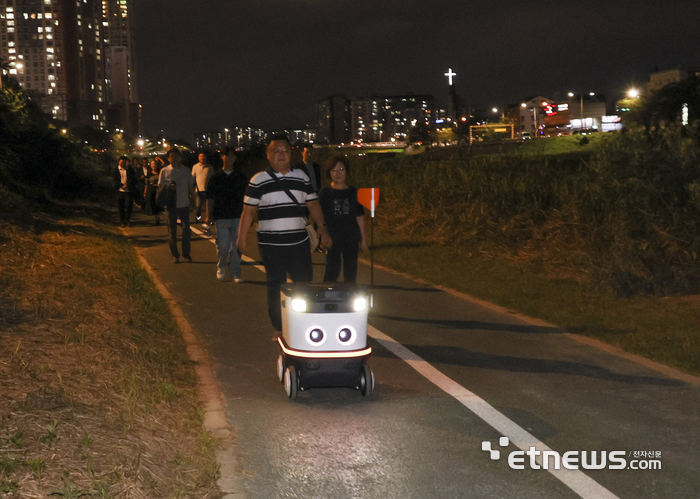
[482, 437, 661, 470]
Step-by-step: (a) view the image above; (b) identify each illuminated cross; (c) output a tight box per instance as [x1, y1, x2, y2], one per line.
[444, 68, 456, 86]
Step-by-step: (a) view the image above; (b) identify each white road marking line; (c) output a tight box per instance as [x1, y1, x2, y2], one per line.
[368, 325, 619, 499]
[192, 224, 619, 499]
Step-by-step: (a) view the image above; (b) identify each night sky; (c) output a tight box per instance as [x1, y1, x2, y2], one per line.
[132, 0, 700, 141]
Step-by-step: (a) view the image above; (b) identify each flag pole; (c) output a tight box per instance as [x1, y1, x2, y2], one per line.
[370, 188, 375, 307]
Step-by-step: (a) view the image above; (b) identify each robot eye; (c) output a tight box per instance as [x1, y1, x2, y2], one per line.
[307, 328, 325, 345]
[337, 327, 356, 345]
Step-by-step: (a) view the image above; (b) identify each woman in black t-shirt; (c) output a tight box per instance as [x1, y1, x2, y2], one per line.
[144, 158, 164, 224]
[318, 155, 367, 283]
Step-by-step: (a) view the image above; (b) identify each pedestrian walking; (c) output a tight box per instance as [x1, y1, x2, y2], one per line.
[237, 135, 331, 335]
[318, 155, 367, 283]
[112, 155, 136, 227]
[192, 152, 214, 222]
[144, 158, 163, 225]
[205, 146, 248, 282]
[157, 148, 196, 263]
[192, 152, 213, 221]
[295, 143, 321, 193]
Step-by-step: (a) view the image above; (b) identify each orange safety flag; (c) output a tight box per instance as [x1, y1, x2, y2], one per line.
[357, 188, 380, 215]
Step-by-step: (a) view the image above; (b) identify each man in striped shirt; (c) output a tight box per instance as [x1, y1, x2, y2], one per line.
[237, 135, 331, 333]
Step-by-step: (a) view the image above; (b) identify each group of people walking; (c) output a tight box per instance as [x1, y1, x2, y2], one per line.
[112, 155, 168, 226]
[113, 137, 367, 335]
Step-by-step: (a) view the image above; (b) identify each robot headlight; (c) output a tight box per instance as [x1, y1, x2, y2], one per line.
[291, 298, 307, 312]
[353, 297, 367, 312]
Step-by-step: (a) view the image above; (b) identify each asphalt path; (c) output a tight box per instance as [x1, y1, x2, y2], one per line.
[127, 209, 699, 499]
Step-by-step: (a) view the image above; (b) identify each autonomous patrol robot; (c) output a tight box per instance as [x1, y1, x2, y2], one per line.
[275, 283, 374, 399]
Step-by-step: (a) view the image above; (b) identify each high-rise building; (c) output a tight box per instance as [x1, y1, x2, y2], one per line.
[102, 0, 138, 135]
[350, 94, 434, 143]
[316, 94, 350, 145]
[0, 0, 138, 133]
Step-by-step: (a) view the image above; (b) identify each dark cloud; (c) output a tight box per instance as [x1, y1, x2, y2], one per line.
[133, 0, 700, 139]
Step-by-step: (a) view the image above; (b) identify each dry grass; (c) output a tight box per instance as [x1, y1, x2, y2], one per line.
[0, 207, 220, 498]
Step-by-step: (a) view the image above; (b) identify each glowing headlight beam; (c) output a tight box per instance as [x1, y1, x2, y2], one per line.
[291, 298, 307, 312]
[353, 297, 367, 312]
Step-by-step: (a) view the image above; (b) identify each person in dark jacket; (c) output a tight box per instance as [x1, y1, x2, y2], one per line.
[144, 158, 163, 225]
[295, 143, 321, 193]
[112, 155, 136, 227]
[205, 146, 248, 282]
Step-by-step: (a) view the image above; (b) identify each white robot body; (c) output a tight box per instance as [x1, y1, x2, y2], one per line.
[277, 283, 374, 398]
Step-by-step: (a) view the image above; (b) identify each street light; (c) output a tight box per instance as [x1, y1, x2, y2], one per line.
[522, 102, 537, 134]
[627, 89, 640, 98]
[568, 91, 595, 131]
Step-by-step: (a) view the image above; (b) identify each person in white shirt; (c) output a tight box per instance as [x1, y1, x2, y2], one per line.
[157, 148, 196, 263]
[191, 152, 213, 221]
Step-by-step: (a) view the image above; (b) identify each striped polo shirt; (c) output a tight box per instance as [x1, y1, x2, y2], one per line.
[244, 168, 317, 246]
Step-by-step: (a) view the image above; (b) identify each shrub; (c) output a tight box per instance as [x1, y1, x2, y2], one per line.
[348, 127, 700, 295]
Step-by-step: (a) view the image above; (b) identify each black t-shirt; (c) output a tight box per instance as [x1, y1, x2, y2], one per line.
[318, 185, 364, 242]
[205, 169, 248, 220]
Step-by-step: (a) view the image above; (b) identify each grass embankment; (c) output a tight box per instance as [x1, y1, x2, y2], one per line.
[369, 237, 700, 376]
[0, 202, 219, 497]
[324, 129, 700, 376]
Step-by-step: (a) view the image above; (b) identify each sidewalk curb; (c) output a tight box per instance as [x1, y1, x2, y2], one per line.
[136, 251, 247, 497]
[360, 258, 700, 387]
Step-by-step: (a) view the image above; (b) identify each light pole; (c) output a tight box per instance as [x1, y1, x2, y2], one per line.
[568, 91, 595, 131]
[521, 102, 537, 135]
